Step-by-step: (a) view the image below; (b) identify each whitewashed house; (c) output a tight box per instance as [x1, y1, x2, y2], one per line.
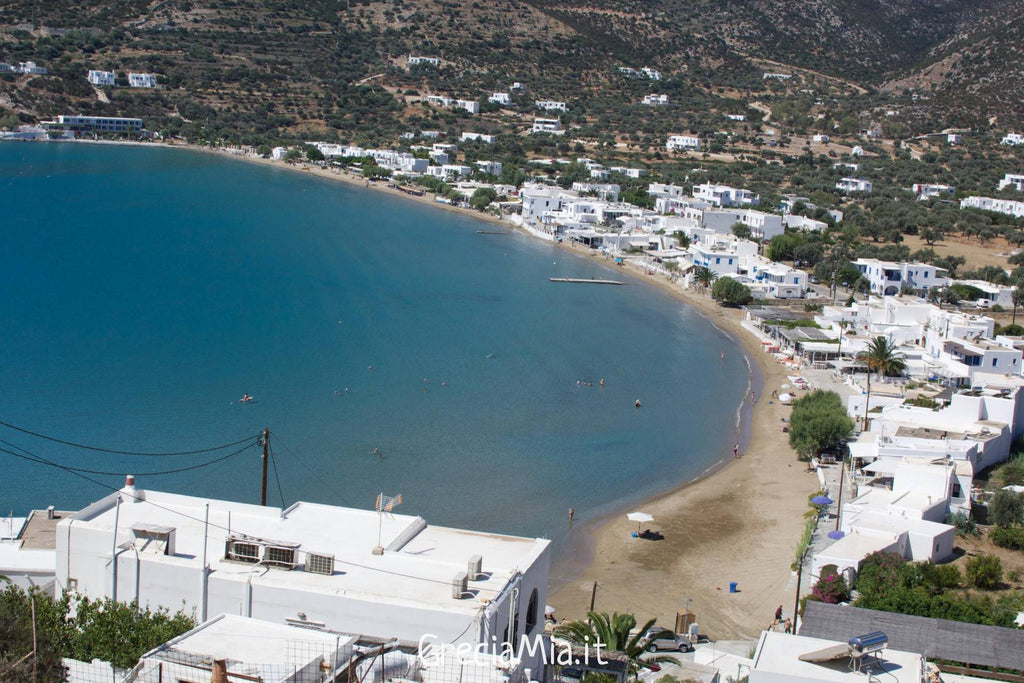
[912, 183, 955, 200]
[408, 56, 440, 66]
[692, 183, 759, 207]
[476, 160, 503, 176]
[689, 234, 758, 276]
[56, 481, 552, 672]
[948, 133, 963, 145]
[855, 259, 948, 295]
[1001, 133, 1024, 146]
[666, 135, 701, 151]
[812, 134, 830, 143]
[836, 177, 872, 193]
[960, 196, 1024, 218]
[951, 279, 1017, 308]
[460, 132, 496, 144]
[641, 94, 668, 106]
[998, 174, 1024, 192]
[128, 72, 157, 88]
[488, 92, 510, 105]
[641, 67, 661, 80]
[609, 166, 645, 178]
[531, 118, 563, 135]
[87, 70, 116, 86]
[535, 101, 566, 112]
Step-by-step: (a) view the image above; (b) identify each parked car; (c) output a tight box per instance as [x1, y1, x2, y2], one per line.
[642, 627, 694, 653]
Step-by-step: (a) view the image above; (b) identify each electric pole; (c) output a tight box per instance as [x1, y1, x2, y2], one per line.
[260, 428, 270, 506]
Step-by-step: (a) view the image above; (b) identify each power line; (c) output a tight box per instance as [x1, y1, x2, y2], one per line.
[4, 438, 504, 594]
[0, 419, 259, 457]
[0, 439, 257, 477]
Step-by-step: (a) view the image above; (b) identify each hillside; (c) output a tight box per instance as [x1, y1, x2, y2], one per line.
[0, 0, 1020, 141]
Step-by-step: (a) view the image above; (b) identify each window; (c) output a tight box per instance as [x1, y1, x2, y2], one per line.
[526, 588, 539, 634]
[992, 358, 998, 367]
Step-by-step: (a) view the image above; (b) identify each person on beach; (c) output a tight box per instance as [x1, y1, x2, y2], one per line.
[751, 391, 756, 402]
[734, 443, 740, 458]
[568, 507, 575, 523]
[774, 605, 783, 623]
[721, 351, 725, 362]
[783, 617, 793, 634]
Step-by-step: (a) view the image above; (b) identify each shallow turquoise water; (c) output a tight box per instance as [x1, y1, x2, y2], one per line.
[0, 142, 749, 548]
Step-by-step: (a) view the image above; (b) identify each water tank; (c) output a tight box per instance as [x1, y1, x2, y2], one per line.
[848, 631, 887, 657]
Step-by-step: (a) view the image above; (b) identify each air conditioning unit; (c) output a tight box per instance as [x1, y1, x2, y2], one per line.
[452, 571, 468, 599]
[225, 538, 260, 564]
[467, 554, 483, 580]
[305, 552, 335, 576]
[264, 544, 299, 570]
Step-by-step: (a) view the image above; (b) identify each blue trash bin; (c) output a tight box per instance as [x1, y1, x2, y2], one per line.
[729, 581, 738, 593]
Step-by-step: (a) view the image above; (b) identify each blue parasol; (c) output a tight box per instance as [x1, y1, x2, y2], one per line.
[827, 530, 846, 540]
[811, 495, 833, 506]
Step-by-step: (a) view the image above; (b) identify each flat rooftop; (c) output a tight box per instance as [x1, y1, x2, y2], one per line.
[67, 488, 549, 613]
[751, 631, 922, 682]
[21, 509, 75, 549]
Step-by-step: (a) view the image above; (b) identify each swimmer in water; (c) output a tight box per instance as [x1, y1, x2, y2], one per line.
[635, 399, 642, 408]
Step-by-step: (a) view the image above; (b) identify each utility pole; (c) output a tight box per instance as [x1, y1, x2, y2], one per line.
[793, 550, 806, 634]
[588, 581, 598, 624]
[30, 594, 37, 683]
[260, 428, 270, 506]
[835, 452, 847, 532]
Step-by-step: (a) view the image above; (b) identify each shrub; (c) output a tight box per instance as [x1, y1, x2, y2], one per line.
[990, 490, 1024, 527]
[965, 554, 1003, 590]
[811, 571, 850, 604]
[711, 277, 752, 306]
[991, 525, 1024, 551]
[947, 511, 978, 537]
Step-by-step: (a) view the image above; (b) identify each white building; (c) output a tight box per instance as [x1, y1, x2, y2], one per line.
[128, 72, 157, 88]
[725, 113, 746, 122]
[56, 482, 552, 671]
[762, 73, 792, 80]
[640, 67, 661, 80]
[851, 145, 865, 157]
[836, 177, 872, 193]
[609, 166, 645, 178]
[998, 173, 1024, 192]
[854, 259, 948, 295]
[531, 118, 563, 135]
[460, 132, 496, 144]
[783, 214, 828, 232]
[750, 262, 808, 299]
[812, 134, 830, 143]
[571, 182, 620, 201]
[951, 279, 1017, 308]
[666, 135, 701, 151]
[87, 70, 116, 86]
[476, 160, 503, 176]
[488, 92, 510, 105]
[18, 61, 47, 75]
[641, 94, 668, 106]
[693, 183, 759, 207]
[960, 196, 1024, 218]
[426, 164, 473, 179]
[0, 512, 57, 592]
[520, 185, 575, 221]
[689, 234, 759, 276]
[1001, 133, 1024, 146]
[408, 56, 440, 67]
[535, 101, 566, 112]
[948, 133, 963, 145]
[912, 183, 955, 200]
[42, 115, 143, 134]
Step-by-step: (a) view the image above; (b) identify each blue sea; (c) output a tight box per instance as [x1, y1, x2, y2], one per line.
[0, 142, 749, 551]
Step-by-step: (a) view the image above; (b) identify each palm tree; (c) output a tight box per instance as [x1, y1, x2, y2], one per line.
[554, 611, 678, 676]
[856, 336, 907, 429]
[693, 266, 717, 293]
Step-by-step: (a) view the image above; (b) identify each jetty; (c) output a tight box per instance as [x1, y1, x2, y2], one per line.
[476, 230, 511, 235]
[549, 277, 626, 285]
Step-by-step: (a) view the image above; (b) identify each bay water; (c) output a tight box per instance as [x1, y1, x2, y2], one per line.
[0, 142, 749, 551]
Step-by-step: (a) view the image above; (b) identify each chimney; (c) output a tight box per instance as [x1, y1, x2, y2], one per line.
[124, 475, 137, 502]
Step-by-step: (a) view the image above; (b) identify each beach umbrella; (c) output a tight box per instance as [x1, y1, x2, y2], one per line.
[828, 530, 845, 540]
[545, 605, 556, 616]
[811, 495, 833, 506]
[627, 511, 654, 532]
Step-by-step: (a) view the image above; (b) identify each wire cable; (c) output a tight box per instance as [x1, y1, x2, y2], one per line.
[269, 442, 286, 508]
[0, 419, 259, 457]
[0, 439, 505, 593]
[0, 439, 257, 476]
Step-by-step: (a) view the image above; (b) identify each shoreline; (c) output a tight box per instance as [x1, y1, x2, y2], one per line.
[12, 138, 812, 639]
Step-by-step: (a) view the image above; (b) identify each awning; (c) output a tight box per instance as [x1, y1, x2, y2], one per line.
[862, 459, 899, 475]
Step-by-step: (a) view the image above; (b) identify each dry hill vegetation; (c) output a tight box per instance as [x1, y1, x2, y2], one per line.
[1, 0, 1023, 143]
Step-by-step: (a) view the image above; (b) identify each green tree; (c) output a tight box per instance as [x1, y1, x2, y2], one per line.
[788, 390, 854, 460]
[856, 336, 907, 429]
[283, 147, 303, 163]
[965, 554, 1003, 590]
[554, 612, 677, 676]
[469, 187, 497, 211]
[0, 587, 67, 682]
[303, 144, 325, 162]
[731, 221, 752, 240]
[989, 490, 1024, 527]
[920, 226, 944, 246]
[255, 144, 272, 158]
[711, 277, 752, 306]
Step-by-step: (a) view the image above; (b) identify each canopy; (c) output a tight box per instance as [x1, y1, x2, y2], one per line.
[862, 459, 899, 475]
[827, 530, 846, 540]
[545, 605, 556, 615]
[779, 393, 795, 404]
[811, 495, 833, 506]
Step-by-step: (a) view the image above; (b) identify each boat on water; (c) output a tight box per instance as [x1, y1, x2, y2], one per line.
[240, 394, 254, 403]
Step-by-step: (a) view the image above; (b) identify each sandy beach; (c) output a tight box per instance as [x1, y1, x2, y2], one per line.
[78, 140, 816, 639]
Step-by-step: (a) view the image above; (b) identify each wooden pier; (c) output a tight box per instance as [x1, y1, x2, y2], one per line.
[549, 277, 626, 285]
